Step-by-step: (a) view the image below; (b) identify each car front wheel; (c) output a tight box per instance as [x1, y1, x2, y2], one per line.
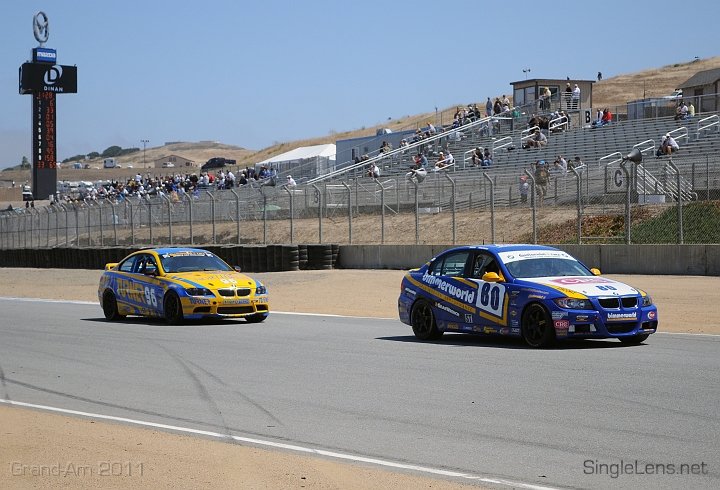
[164, 291, 184, 325]
[522, 304, 555, 348]
[102, 290, 125, 321]
[411, 299, 443, 341]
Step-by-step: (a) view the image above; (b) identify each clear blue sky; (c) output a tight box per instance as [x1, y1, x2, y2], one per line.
[1, 0, 718, 170]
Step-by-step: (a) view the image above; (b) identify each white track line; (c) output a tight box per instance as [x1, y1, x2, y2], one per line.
[1, 297, 717, 335]
[0, 399, 560, 490]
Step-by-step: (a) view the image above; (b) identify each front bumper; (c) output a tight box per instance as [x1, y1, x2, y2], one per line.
[551, 306, 658, 339]
[182, 295, 270, 319]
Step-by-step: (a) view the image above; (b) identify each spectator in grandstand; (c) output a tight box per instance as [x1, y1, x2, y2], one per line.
[591, 109, 603, 127]
[367, 162, 380, 179]
[572, 84, 580, 109]
[238, 172, 248, 186]
[286, 175, 297, 187]
[471, 147, 483, 167]
[601, 108, 612, 125]
[526, 130, 548, 148]
[660, 133, 680, 155]
[519, 176, 529, 204]
[486, 97, 493, 117]
[569, 156, 585, 172]
[380, 141, 393, 153]
[554, 155, 568, 174]
[502, 95, 510, 107]
[444, 150, 455, 166]
[412, 152, 428, 170]
[482, 148, 493, 166]
[541, 87, 551, 110]
[425, 121, 436, 134]
[592, 108, 612, 128]
[688, 102, 695, 118]
[534, 160, 550, 206]
[435, 152, 449, 169]
[565, 83, 573, 109]
[493, 98, 502, 115]
[528, 114, 541, 129]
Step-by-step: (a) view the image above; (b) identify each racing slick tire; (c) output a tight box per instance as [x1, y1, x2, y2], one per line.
[164, 291, 185, 325]
[245, 313, 267, 323]
[522, 303, 556, 348]
[618, 333, 650, 345]
[411, 299, 444, 341]
[102, 290, 126, 321]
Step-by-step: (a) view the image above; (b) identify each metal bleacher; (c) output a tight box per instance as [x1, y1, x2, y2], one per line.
[298, 102, 720, 212]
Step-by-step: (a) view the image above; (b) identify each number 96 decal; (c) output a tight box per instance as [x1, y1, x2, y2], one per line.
[144, 286, 158, 307]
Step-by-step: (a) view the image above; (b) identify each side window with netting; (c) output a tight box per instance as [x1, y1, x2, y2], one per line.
[439, 252, 470, 277]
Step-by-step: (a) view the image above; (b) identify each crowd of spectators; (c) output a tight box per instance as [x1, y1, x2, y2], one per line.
[55, 165, 284, 205]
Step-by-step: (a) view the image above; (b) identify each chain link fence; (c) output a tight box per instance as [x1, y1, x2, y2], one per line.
[2, 154, 719, 248]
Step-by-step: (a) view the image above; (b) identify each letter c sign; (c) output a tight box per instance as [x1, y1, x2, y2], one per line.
[614, 169, 624, 188]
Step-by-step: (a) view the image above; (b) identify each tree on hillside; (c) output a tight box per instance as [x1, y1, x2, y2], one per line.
[87, 151, 100, 159]
[20, 156, 30, 169]
[102, 146, 122, 158]
[62, 154, 87, 163]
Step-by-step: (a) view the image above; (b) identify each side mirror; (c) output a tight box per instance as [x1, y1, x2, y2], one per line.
[234, 266, 242, 272]
[105, 263, 119, 271]
[482, 272, 501, 282]
[591, 268, 601, 276]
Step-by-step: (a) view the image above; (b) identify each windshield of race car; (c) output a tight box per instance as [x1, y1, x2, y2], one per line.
[498, 250, 593, 279]
[160, 252, 233, 273]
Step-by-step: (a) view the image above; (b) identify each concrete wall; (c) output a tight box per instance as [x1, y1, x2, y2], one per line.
[338, 244, 720, 275]
[0, 188, 21, 202]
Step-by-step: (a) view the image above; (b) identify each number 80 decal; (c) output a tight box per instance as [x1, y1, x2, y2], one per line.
[475, 282, 505, 317]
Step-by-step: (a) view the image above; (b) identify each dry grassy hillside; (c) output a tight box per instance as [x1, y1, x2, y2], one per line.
[2, 56, 719, 189]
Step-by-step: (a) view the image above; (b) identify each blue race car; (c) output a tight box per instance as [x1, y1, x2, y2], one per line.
[398, 245, 658, 347]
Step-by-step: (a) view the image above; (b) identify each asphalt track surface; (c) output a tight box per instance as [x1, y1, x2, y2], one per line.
[1, 298, 718, 490]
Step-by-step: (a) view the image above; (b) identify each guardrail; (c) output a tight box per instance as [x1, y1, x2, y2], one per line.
[696, 114, 719, 139]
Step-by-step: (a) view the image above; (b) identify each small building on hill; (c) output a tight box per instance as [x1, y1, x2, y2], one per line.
[510, 78, 594, 114]
[153, 154, 195, 168]
[256, 144, 336, 180]
[678, 67, 720, 112]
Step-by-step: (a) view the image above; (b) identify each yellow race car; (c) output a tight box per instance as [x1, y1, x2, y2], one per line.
[98, 247, 269, 324]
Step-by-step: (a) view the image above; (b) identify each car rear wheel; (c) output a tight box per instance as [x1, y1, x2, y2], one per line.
[164, 291, 184, 325]
[522, 304, 555, 348]
[618, 333, 650, 344]
[411, 299, 443, 341]
[102, 290, 125, 321]
[245, 313, 266, 323]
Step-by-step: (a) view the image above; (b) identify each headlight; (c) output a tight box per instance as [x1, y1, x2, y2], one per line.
[255, 285, 267, 295]
[185, 287, 213, 296]
[642, 294, 653, 307]
[553, 297, 593, 310]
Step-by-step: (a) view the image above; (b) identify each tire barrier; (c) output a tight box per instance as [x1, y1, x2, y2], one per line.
[257, 246, 268, 273]
[265, 245, 276, 272]
[0, 244, 339, 272]
[281, 245, 300, 271]
[241, 246, 252, 272]
[298, 244, 308, 270]
[305, 244, 333, 270]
